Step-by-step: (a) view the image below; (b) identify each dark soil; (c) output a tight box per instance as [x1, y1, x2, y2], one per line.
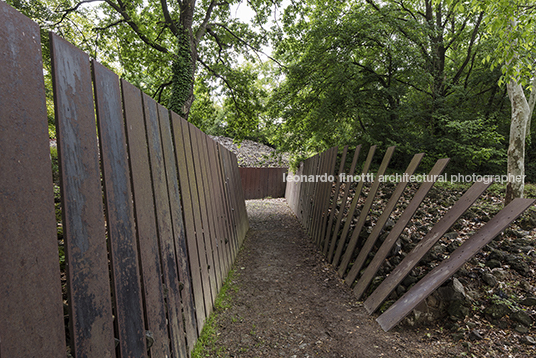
[202, 198, 470, 357]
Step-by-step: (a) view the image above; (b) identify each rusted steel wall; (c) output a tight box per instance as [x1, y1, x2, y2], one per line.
[286, 144, 535, 332]
[0, 3, 248, 357]
[239, 167, 288, 200]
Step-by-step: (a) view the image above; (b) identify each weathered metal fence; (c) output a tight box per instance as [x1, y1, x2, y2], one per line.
[286, 145, 535, 332]
[239, 167, 287, 200]
[0, 3, 248, 357]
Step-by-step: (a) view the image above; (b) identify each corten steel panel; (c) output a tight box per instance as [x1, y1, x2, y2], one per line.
[211, 142, 232, 272]
[321, 146, 348, 249]
[190, 125, 219, 304]
[170, 113, 207, 334]
[157, 104, 198, 351]
[143, 93, 188, 358]
[50, 33, 116, 357]
[0, 4, 66, 357]
[194, 127, 222, 292]
[220, 145, 240, 257]
[344, 153, 424, 286]
[181, 119, 214, 320]
[204, 136, 228, 285]
[324, 145, 361, 256]
[232, 153, 249, 239]
[377, 198, 536, 332]
[336, 146, 396, 276]
[355, 158, 450, 301]
[317, 147, 339, 246]
[240, 168, 288, 200]
[207, 139, 232, 276]
[329, 145, 376, 264]
[121, 81, 172, 357]
[93, 62, 148, 357]
[364, 179, 490, 314]
[313, 148, 332, 244]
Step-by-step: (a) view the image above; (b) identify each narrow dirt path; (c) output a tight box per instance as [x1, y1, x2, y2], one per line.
[206, 198, 462, 357]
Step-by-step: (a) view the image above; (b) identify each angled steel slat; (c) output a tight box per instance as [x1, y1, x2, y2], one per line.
[50, 33, 116, 357]
[344, 153, 424, 286]
[364, 180, 491, 314]
[121, 81, 174, 357]
[329, 145, 376, 264]
[320, 146, 349, 250]
[93, 61, 147, 357]
[0, 4, 66, 356]
[354, 158, 450, 301]
[335, 146, 395, 273]
[324, 145, 362, 256]
[377, 198, 536, 331]
[171, 113, 207, 333]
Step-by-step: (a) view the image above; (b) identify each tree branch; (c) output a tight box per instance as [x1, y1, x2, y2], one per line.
[160, 0, 179, 36]
[53, 0, 104, 27]
[211, 22, 287, 68]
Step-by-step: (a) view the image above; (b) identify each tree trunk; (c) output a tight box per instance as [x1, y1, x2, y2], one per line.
[505, 80, 529, 204]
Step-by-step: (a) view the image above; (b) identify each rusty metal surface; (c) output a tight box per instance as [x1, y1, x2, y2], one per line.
[93, 61, 147, 357]
[314, 147, 338, 246]
[239, 168, 288, 200]
[157, 104, 198, 351]
[364, 179, 490, 314]
[0, 5, 66, 357]
[323, 145, 361, 256]
[121, 80, 173, 357]
[344, 153, 424, 285]
[336, 146, 395, 275]
[320, 146, 348, 249]
[170, 113, 207, 334]
[190, 125, 218, 305]
[206, 138, 231, 277]
[143, 93, 189, 358]
[220, 145, 240, 254]
[329, 145, 376, 264]
[182, 119, 213, 321]
[355, 158, 450, 302]
[50, 33, 116, 357]
[377, 198, 536, 332]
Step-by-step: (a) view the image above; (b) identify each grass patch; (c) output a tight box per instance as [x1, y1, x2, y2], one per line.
[191, 268, 238, 358]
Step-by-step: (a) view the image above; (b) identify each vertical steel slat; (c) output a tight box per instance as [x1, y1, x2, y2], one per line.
[220, 145, 240, 258]
[317, 147, 340, 246]
[377, 198, 536, 332]
[170, 113, 207, 334]
[344, 153, 424, 286]
[324, 145, 361, 256]
[93, 61, 147, 357]
[207, 140, 232, 276]
[336, 146, 395, 275]
[121, 81, 172, 357]
[204, 136, 229, 282]
[321, 146, 348, 249]
[182, 119, 213, 321]
[364, 179, 491, 313]
[143, 93, 188, 358]
[329, 145, 376, 264]
[50, 33, 116, 357]
[189, 125, 218, 306]
[356, 158, 450, 302]
[195, 127, 222, 292]
[0, 4, 66, 356]
[157, 105, 198, 352]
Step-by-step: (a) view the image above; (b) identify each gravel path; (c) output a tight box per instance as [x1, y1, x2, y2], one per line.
[202, 198, 462, 357]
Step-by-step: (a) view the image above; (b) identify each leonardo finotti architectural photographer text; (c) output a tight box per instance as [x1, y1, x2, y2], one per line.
[283, 173, 525, 185]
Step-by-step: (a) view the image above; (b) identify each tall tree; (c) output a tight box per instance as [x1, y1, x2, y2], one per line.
[9, 0, 283, 120]
[270, 0, 508, 173]
[460, 0, 536, 203]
